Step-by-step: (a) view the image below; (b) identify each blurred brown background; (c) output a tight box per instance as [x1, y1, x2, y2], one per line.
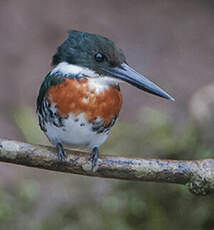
[0, 1, 214, 229]
[1, 0, 214, 139]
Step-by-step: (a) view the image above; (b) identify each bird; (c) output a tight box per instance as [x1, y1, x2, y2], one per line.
[37, 30, 174, 168]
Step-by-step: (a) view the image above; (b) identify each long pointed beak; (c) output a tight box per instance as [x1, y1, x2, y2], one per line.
[104, 63, 175, 101]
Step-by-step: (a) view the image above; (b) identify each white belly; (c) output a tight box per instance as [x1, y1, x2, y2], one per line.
[45, 113, 109, 150]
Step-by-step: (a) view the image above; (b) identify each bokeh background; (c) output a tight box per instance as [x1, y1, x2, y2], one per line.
[0, 0, 214, 229]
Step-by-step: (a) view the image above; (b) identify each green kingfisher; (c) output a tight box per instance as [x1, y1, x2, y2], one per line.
[37, 30, 174, 168]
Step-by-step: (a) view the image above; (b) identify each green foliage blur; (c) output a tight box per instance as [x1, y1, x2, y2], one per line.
[0, 106, 214, 230]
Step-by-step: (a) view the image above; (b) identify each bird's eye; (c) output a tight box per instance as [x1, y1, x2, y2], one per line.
[95, 53, 105, 63]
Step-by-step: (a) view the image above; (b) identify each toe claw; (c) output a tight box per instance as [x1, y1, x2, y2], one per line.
[90, 147, 99, 169]
[56, 143, 67, 161]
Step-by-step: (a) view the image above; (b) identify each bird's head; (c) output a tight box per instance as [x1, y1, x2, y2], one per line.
[52, 30, 174, 101]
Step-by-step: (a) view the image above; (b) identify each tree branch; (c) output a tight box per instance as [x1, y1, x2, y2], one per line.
[0, 138, 213, 195]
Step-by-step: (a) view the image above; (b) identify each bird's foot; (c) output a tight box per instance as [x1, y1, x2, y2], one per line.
[90, 147, 99, 169]
[56, 143, 67, 161]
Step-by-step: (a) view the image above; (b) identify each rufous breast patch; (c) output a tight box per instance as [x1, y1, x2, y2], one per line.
[47, 78, 123, 125]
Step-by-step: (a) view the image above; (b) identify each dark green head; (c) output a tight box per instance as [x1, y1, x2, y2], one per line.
[51, 30, 174, 101]
[52, 30, 126, 76]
